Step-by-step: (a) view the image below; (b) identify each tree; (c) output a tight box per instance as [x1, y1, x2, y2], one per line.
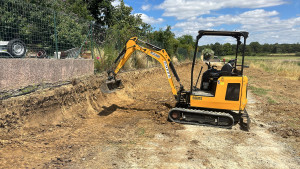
[177, 35, 194, 45]
[106, 1, 152, 46]
[211, 42, 223, 56]
[262, 43, 271, 53]
[80, 0, 114, 26]
[66, 0, 94, 20]
[249, 42, 262, 54]
[149, 26, 178, 57]
[223, 43, 233, 55]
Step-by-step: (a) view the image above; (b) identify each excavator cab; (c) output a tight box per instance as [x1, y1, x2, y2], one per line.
[189, 31, 248, 110]
[169, 30, 250, 130]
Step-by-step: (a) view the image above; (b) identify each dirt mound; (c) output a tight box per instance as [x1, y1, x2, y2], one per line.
[0, 75, 103, 137]
[0, 63, 188, 139]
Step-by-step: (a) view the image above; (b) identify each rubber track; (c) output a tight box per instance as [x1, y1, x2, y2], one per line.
[168, 107, 234, 129]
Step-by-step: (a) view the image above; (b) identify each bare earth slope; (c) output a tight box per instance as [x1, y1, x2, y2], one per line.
[0, 63, 299, 168]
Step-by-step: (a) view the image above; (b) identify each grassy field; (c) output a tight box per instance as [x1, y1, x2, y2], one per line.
[221, 54, 300, 80]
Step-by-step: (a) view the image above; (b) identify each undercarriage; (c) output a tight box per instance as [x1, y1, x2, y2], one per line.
[168, 107, 250, 130]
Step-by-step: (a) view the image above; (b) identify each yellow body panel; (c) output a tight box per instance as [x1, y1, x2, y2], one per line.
[190, 76, 248, 111]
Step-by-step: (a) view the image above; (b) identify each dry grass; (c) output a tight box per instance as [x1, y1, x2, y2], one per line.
[94, 49, 160, 72]
[134, 52, 148, 69]
[250, 60, 300, 80]
[172, 56, 179, 65]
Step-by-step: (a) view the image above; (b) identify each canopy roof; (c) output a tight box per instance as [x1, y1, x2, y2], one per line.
[198, 30, 248, 39]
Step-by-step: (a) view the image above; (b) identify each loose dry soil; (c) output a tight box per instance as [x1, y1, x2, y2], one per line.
[0, 62, 299, 168]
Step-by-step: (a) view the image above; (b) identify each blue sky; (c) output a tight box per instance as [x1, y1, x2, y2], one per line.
[113, 0, 300, 44]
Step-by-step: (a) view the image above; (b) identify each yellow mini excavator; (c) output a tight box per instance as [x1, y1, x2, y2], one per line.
[103, 30, 250, 131]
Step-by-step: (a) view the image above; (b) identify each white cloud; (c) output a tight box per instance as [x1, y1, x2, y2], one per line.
[136, 13, 164, 24]
[172, 9, 300, 44]
[141, 4, 151, 11]
[112, 0, 129, 7]
[156, 0, 287, 19]
[111, 0, 120, 7]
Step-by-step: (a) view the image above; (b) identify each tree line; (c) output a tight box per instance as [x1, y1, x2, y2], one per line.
[1, 0, 299, 59]
[200, 42, 300, 56]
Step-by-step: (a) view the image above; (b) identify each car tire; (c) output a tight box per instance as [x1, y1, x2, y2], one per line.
[7, 39, 26, 58]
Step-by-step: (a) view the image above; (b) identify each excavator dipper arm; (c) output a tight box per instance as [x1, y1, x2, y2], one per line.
[109, 37, 182, 96]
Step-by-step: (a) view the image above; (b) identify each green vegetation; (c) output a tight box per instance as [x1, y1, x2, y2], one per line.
[248, 85, 277, 104]
[200, 42, 300, 57]
[136, 128, 145, 136]
[223, 55, 300, 61]
[248, 86, 270, 96]
[20, 85, 38, 94]
[267, 97, 277, 104]
[202, 48, 214, 60]
[1, 0, 300, 72]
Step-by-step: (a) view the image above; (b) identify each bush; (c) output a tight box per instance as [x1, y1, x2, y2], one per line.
[202, 48, 214, 60]
[295, 52, 300, 56]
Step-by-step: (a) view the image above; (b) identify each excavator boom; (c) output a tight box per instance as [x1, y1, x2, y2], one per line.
[103, 37, 182, 96]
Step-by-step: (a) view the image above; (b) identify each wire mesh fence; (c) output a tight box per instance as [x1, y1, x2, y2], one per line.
[0, 0, 194, 73]
[0, 0, 93, 59]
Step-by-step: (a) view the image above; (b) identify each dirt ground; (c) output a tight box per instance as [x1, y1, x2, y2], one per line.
[0, 62, 299, 168]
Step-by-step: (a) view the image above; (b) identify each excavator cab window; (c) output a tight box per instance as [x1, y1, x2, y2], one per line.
[225, 83, 241, 101]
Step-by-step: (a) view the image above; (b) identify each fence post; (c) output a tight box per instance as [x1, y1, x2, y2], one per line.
[90, 22, 94, 59]
[53, 11, 58, 59]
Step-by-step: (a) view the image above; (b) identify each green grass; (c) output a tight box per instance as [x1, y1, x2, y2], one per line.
[136, 128, 145, 136]
[248, 86, 270, 96]
[0, 93, 12, 99]
[267, 97, 277, 104]
[20, 85, 37, 94]
[249, 86, 277, 104]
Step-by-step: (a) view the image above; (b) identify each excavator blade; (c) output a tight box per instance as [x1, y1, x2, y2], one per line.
[100, 79, 123, 93]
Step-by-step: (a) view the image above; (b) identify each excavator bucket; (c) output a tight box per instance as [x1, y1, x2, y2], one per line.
[100, 79, 123, 93]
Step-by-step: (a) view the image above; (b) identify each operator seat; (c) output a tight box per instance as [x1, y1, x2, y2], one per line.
[220, 59, 235, 76]
[200, 64, 219, 92]
[200, 60, 235, 94]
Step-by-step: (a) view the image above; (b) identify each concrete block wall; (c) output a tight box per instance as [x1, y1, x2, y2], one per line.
[0, 59, 94, 91]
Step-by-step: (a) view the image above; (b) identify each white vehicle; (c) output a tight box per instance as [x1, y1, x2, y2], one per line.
[0, 39, 26, 58]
